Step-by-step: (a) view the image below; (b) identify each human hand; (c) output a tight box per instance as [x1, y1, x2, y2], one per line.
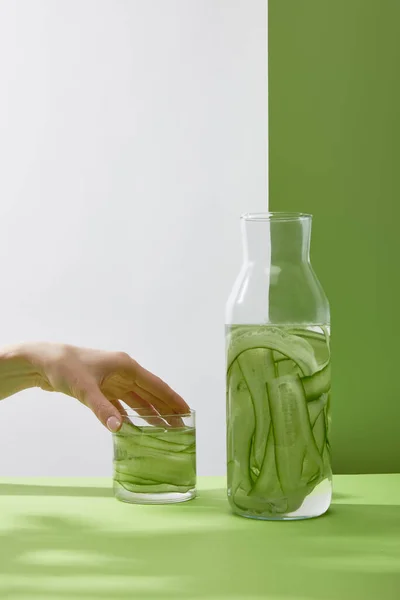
[0, 343, 189, 432]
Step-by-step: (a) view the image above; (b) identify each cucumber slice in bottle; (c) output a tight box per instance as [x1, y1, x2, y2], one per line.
[227, 324, 331, 519]
[227, 361, 255, 496]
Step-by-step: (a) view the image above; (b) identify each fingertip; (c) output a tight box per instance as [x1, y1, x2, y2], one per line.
[83, 383, 123, 432]
[164, 386, 189, 414]
[175, 395, 191, 414]
[106, 415, 122, 433]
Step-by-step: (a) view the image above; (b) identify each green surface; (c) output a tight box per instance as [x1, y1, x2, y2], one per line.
[269, 0, 400, 472]
[0, 476, 399, 599]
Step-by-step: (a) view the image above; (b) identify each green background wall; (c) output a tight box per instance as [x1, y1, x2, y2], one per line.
[269, 0, 400, 473]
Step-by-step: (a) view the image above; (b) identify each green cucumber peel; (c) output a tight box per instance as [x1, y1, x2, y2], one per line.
[265, 375, 321, 496]
[228, 327, 318, 376]
[301, 361, 331, 401]
[227, 361, 255, 495]
[237, 349, 274, 472]
[115, 481, 193, 494]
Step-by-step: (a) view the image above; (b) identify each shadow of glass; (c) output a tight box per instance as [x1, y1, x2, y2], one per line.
[177, 488, 230, 512]
[0, 500, 399, 599]
[0, 484, 227, 505]
[0, 484, 113, 498]
[0, 483, 361, 505]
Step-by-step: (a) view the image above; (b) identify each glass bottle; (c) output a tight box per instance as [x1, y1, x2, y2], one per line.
[225, 213, 331, 520]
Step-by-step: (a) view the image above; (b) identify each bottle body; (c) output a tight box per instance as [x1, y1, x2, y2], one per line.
[226, 213, 331, 520]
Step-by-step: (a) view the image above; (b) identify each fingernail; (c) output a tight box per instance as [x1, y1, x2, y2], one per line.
[107, 416, 121, 432]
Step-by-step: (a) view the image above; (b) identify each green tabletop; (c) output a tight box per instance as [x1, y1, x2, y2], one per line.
[0, 475, 399, 600]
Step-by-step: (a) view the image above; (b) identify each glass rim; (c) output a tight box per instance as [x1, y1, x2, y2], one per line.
[241, 212, 312, 222]
[120, 409, 195, 419]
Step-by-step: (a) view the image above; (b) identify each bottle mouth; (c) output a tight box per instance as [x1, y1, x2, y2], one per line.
[241, 212, 312, 222]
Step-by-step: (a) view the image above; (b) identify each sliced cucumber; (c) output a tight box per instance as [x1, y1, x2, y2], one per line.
[302, 361, 331, 401]
[228, 327, 318, 376]
[226, 325, 331, 518]
[227, 361, 255, 495]
[113, 421, 196, 496]
[116, 481, 193, 494]
[266, 375, 322, 496]
[237, 349, 273, 473]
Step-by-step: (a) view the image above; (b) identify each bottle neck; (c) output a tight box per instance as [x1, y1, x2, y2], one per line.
[242, 216, 311, 266]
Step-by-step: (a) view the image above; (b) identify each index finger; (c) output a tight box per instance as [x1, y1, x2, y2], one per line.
[135, 364, 190, 415]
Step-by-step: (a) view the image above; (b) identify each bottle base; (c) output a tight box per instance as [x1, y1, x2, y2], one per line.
[229, 478, 332, 521]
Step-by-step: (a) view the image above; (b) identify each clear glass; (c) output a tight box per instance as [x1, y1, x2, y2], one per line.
[226, 213, 331, 520]
[113, 411, 196, 504]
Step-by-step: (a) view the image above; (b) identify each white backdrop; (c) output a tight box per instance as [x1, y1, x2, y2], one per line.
[0, 0, 268, 476]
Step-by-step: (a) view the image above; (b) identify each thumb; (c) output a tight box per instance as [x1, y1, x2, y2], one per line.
[83, 384, 122, 432]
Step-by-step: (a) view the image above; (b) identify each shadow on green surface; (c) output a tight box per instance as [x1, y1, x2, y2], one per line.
[0, 488, 399, 600]
[332, 491, 356, 501]
[0, 482, 355, 506]
[0, 484, 113, 498]
[180, 488, 230, 512]
[0, 484, 227, 508]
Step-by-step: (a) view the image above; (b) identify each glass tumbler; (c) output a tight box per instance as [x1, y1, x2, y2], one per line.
[113, 411, 196, 504]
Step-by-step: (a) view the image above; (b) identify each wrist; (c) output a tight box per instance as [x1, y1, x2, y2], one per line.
[0, 343, 42, 399]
